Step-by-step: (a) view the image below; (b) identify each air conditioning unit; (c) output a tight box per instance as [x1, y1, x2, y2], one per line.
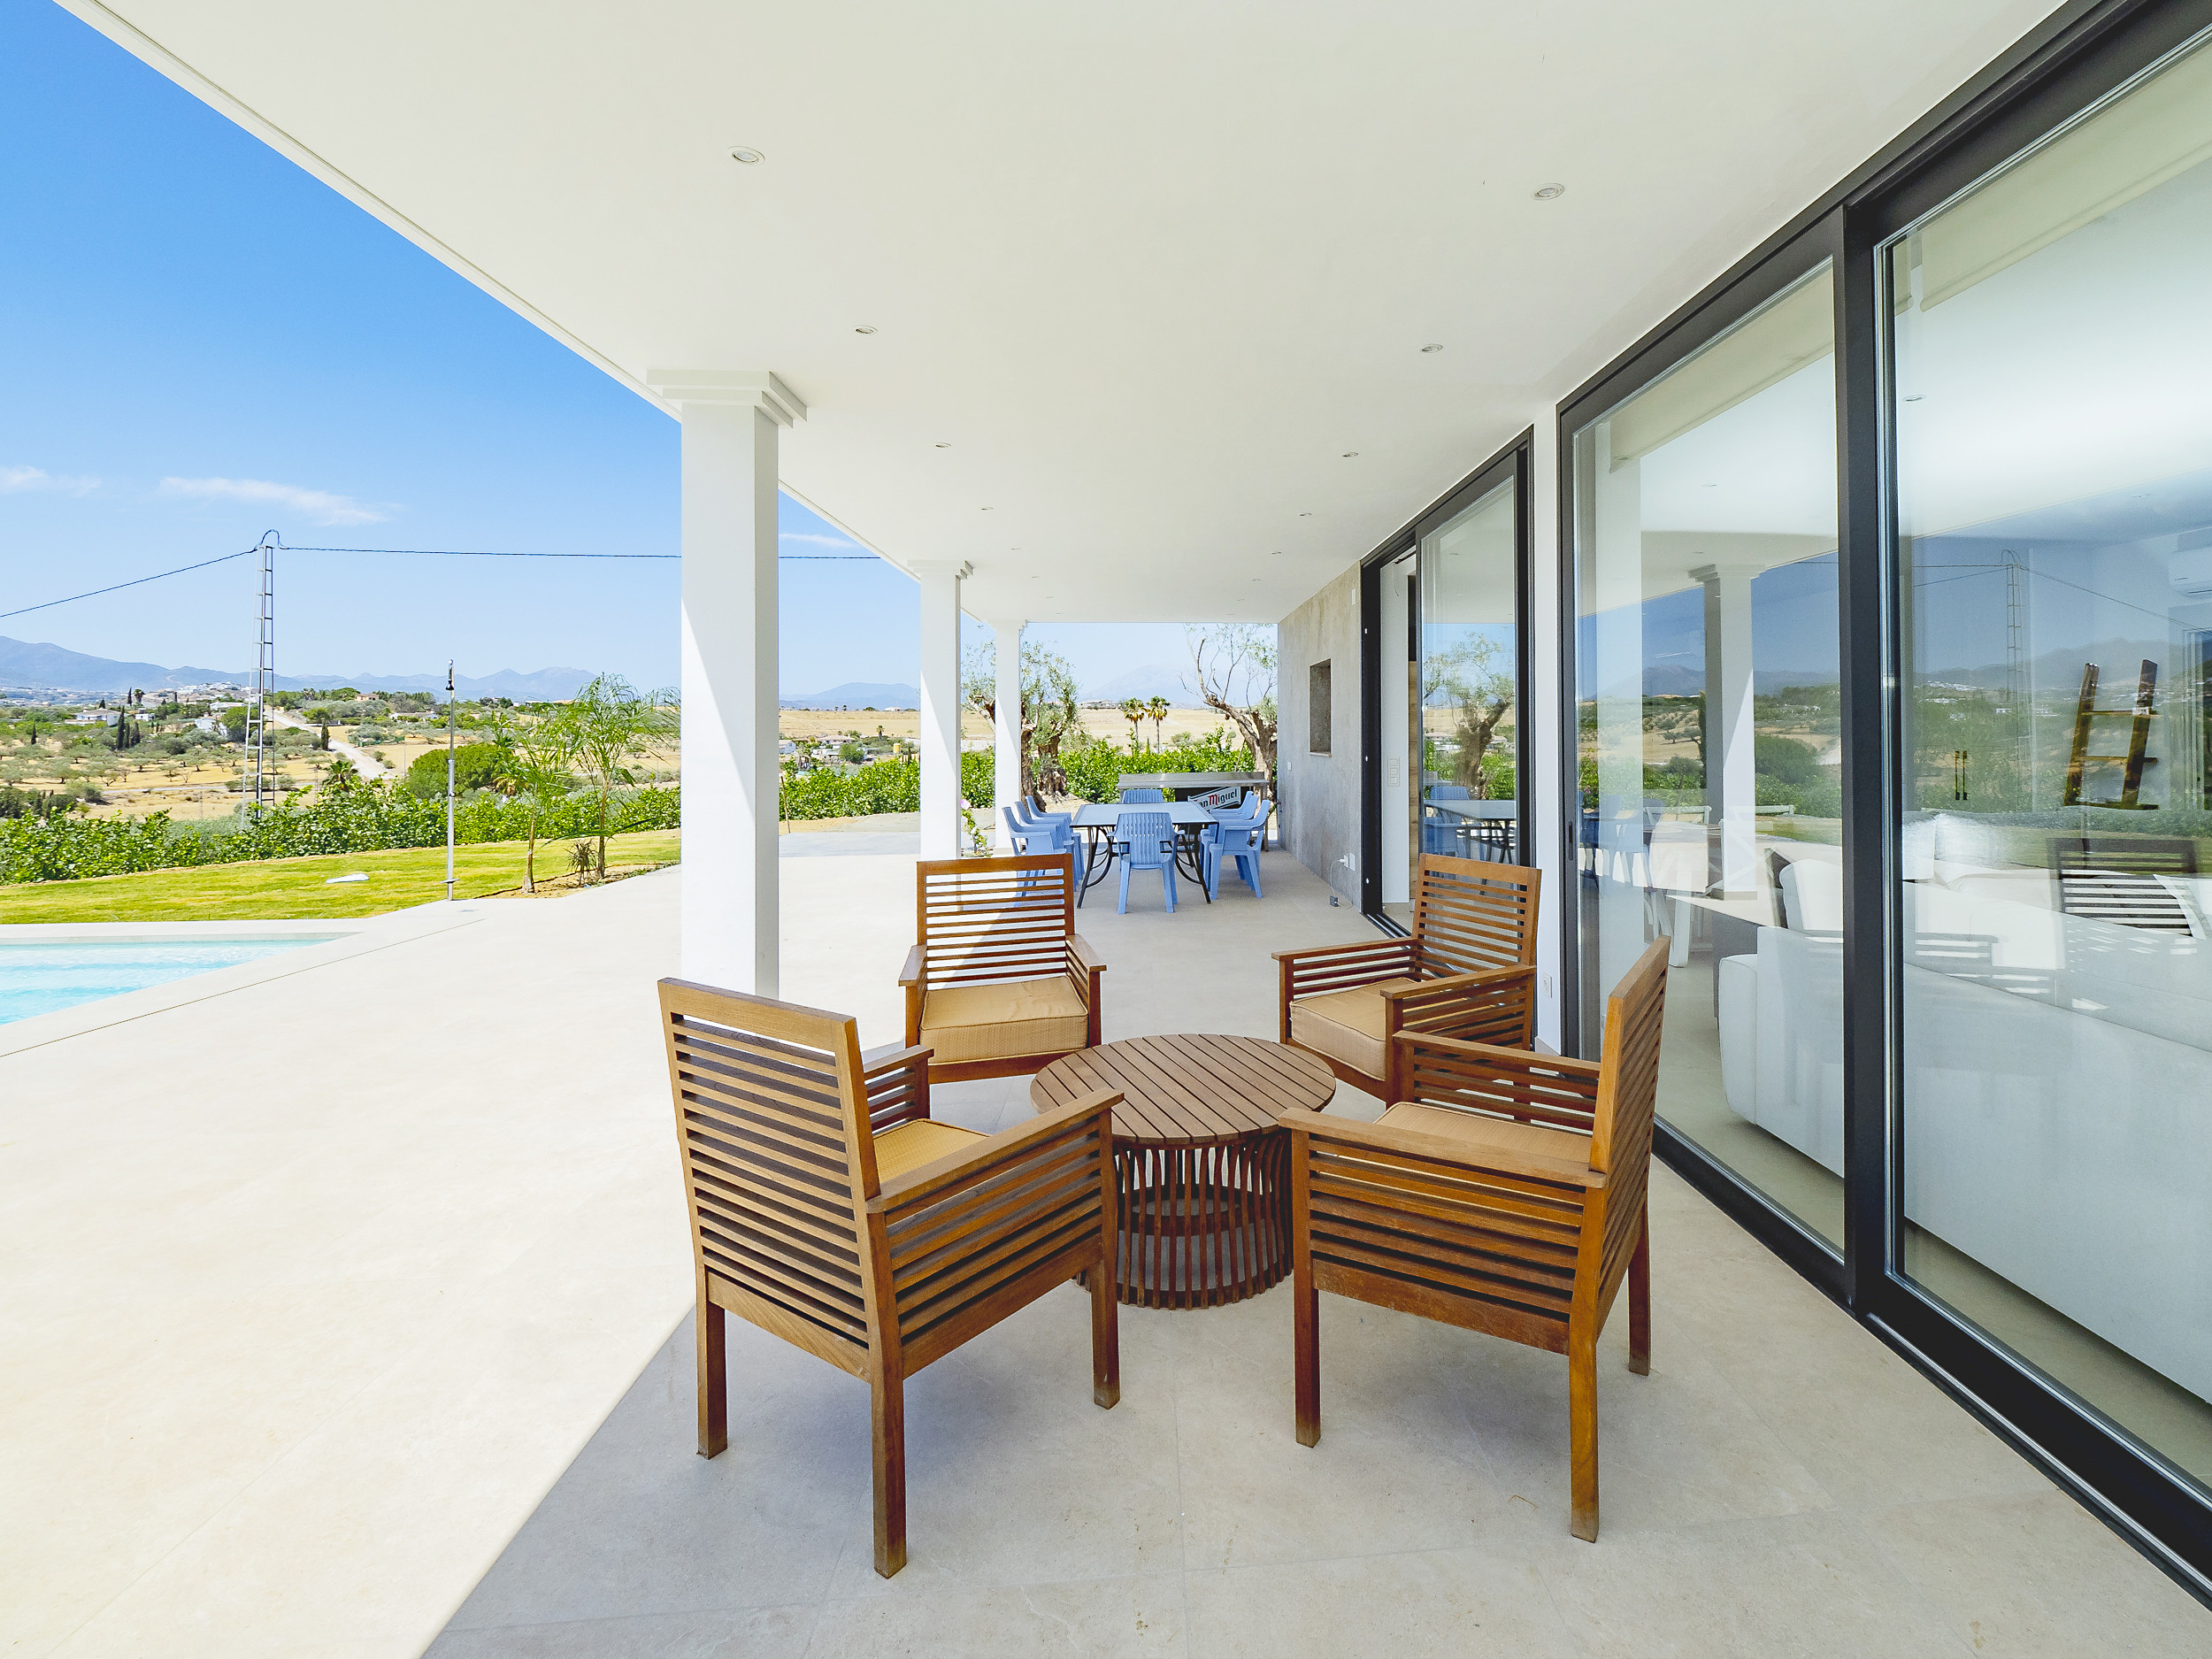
[2173, 527, 2212, 599]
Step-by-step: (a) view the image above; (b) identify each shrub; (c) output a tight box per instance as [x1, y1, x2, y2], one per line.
[401, 741, 510, 798]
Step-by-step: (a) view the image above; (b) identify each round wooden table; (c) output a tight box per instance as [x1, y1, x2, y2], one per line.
[1031, 1034, 1336, 1309]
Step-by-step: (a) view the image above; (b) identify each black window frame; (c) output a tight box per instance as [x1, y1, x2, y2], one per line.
[1550, 0, 2212, 1600]
[1358, 430, 1533, 924]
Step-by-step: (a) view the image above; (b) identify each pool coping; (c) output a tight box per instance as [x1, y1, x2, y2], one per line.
[0, 903, 484, 1058]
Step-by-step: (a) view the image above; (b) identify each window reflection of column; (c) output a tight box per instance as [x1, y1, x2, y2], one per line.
[1694, 563, 1757, 897]
[1590, 421, 1647, 992]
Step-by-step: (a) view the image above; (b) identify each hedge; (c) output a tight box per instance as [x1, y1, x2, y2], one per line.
[0, 784, 681, 885]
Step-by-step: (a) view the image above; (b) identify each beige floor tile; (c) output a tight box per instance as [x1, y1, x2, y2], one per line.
[427, 1604, 818, 1658]
[1183, 1548, 1578, 1658]
[1532, 1509, 1969, 1658]
[802, 1573, 1187, 1658]
[820, 1286, 1185, 1596]
[1458, 1315, 1836, 1538]
[1867, 1490, 2208, 1656]
[1171, 1297, 1539, 1568]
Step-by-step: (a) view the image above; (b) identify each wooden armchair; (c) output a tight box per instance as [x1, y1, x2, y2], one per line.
[1282, 938, 1669, 1540]
[659, 978, 1121, 1578]
[1272, 855, 1540, 1100]
[900, 853, 1105, 1083]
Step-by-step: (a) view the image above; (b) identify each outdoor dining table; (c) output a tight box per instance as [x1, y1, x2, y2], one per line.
[1068, 801, 1217, 904]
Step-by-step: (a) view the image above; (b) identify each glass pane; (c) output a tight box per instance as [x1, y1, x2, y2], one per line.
[1890, 32, 2212, 1487]
[1420, 476, 1519, 872]
[1378, 549, 1417, 927]
[1572, 262, 1841, 1248]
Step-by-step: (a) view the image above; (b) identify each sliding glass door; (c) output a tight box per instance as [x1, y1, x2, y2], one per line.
[1570, 262, 1844, 1249]
[1419, 472, 1521, 876]
[1364, 442, 1528, 929]
[1885, 27, 2212, 1494]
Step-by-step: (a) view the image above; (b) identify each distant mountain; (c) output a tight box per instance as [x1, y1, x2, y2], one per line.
[1087, 664, 1204, 707]
[781, 681, 918, 710]
[0, 635, 595, 702]
[1639, 665, 1839, 695]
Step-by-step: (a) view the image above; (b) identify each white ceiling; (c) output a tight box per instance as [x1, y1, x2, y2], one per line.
[64, 0, 2060, 624]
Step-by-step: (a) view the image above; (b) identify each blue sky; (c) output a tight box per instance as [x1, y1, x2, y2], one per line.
[0, 2, 1210, 700]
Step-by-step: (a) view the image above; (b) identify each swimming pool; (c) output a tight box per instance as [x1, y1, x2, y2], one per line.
[0, 937, 343, 1025]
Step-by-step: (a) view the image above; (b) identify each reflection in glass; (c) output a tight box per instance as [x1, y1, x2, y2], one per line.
[1889, 33, 2212, 1487]
[1378, 549, 1417, 926]
[1572, 263, 1842, 1246]
[1421, 478, 1518, 872]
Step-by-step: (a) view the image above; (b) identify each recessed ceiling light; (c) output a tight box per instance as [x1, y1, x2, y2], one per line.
[933, 441, 951, 448]
[979, 506, 992, 511]
[1420, 343, 1444, 354]
[1904, 395, 1925, 403]
[729, 147, 764, 165]
[1341, 452, 1358, 458]
[1299, 511, 1313, 518]
[853, 325, 877, 334]
[1271, 550, 1282, 556]
[1532, 182, 1564, 200]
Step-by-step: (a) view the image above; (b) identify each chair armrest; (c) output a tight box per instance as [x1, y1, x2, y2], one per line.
[872, 1087, 1117, 1216]
[1387, 1031, 1601, 1133]
[860, 1041, 933, 1132]
[1065, 936, 1105, 1045]
[1068, 934, 1107, 973]
[897, 946, 925, 987]
[1280, 1107, 1603, 1190]
[1273, 936, 1418, 997]
[1377, 965, 1536, 1064]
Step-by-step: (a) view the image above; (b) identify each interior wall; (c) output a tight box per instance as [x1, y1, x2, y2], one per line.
[1277, 565, 1362, 897]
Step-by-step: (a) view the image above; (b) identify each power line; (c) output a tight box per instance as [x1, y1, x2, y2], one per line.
[0, 549, 255, 621]
[2, 541, 882, 623]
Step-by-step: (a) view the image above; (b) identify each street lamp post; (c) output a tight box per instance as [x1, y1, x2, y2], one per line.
[444, 661, 457, 902]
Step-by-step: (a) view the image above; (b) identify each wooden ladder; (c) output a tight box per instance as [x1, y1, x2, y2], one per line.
[2062, 659, 2159, 809]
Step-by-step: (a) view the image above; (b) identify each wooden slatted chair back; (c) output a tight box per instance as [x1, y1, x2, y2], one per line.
[660, 979, 877, 1367]
[917, 854, 1076, 991]
[1411, 856, 1540, 979]
[1588, 941, 1669, 1302]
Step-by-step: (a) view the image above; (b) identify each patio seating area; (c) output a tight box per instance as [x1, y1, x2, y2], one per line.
[1, 831, 2200, 1655]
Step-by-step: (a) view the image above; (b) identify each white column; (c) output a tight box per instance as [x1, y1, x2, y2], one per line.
[992, 619, 1025, 848]
[914, 561, 971, 861]
[648, 370, 806, 994]
[1694, 563, 1757, 898]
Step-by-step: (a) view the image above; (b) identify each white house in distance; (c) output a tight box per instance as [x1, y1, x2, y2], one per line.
[52, 0, 2212, 1622]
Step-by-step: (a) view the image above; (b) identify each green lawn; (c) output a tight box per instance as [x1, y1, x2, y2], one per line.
[0, 831, 680, 922]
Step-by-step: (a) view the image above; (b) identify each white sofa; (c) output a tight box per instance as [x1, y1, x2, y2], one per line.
[1716, 849, 2212, 1404]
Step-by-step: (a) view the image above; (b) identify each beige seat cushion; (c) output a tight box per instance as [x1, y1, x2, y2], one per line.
[1287, 978, 1418, 1080]
[1377, 1101, 1593, 1174]
[873, 1118, 987, 1182]
[920, 976, 1088, 1064]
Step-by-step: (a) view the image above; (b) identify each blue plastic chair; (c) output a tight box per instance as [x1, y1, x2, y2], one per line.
[1002, 804, 1087, 885]
[1113, 810, 1178, 912]
[1425, 786, 1471, 857]
[1203, 799, 1266, 900]
[1119, 787, 1166, 804]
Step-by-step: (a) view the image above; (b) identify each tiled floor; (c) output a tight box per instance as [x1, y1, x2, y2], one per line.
[428, 1151, 2204, 1657]
[426, 849, 2206, 1658]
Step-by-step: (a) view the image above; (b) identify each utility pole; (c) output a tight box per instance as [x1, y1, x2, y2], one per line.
[445, 660, 457, 902]
[241, 532, 278, 823]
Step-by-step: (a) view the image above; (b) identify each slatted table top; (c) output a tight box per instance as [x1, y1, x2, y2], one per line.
[1031, 1034, 1336, 1145]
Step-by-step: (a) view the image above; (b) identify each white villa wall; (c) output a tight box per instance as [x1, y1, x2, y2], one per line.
[1277, 565, 1362, 899]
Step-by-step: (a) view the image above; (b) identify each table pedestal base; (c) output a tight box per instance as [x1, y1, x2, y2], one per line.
[1112, 1132, 1288, 1309]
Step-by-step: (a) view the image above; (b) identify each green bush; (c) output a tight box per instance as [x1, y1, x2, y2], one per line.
[0, 782, 681, 885]
[1058, 730, 1254, 803]
[400, 741, 510, 798]
[779, 757, 922, 820]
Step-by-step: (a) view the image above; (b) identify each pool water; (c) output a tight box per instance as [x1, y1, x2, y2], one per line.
[0, 937, 342, 1025]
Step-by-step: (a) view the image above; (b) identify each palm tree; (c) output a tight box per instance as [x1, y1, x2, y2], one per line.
[492, 720, 573, 893]
[1119, 697, 1147, 751]
[1145, 695, 1170, 751]
[321, 756, 360, 794]
[548, 674, 672, 879]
